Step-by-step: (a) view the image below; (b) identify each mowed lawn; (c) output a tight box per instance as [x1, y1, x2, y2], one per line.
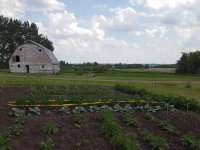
[0, 69, 200, 103]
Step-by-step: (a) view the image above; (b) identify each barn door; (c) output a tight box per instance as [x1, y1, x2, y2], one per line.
[26, 65, 29, 73]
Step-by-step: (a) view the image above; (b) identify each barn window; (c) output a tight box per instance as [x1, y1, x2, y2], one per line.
[42, 65, 44, 68]
[39, 49, 41, 52]
[18, 64, 20, 68]
[16, 56, 20, 62]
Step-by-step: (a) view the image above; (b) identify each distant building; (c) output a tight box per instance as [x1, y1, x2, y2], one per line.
[9, 40, 60, 74]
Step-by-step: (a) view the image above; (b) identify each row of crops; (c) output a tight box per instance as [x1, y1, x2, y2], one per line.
[9, 84, 200, 113]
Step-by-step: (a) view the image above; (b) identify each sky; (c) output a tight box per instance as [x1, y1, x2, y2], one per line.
[1, 0, 200, 64]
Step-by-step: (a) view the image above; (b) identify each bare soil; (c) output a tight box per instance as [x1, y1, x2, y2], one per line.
[0, 86, 200, 150]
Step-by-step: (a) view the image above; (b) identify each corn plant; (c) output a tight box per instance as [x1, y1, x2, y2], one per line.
[43, 123, 59, 134]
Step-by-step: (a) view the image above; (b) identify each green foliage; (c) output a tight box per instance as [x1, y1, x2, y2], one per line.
[28, 107, 40, 115]
[113, 104, 124, 112]
[39, 138, 54, 150]
[180, 133, 200, 150]
[0, 15, 54, 68]
[88, 105, 100, 112]
[158, 121, 180, 135]
[122, 112, 140, 127]
[9, 124, 23, 136]
[58, 106, 70, 115]
[73, 106, 86, 113]
[141, 130, 168, 150]
[176, 51, 200, 74]
[124, 104, 133, 113]
[0, 132, 12, 150]
[43, 123, 59, 134]
[8, 108, 25, 117]
[111, 133, 140, 150]
[74, 114, 86, 128]
[100, 105, 113, 111]
[98, 111, 141, 150]
[76, 138, 91, 147]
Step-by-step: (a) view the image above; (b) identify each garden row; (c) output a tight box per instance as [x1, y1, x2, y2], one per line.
[114, 84, 200, 112]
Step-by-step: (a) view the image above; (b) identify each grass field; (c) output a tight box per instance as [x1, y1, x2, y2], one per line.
[0, 69, 200, 102]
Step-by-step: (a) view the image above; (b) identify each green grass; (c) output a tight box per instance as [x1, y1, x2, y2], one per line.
[0, 69, 200, 103]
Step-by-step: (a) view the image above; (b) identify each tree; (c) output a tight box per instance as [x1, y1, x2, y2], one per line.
[176, 51, 200, 74]
[0, 15, 54, 68]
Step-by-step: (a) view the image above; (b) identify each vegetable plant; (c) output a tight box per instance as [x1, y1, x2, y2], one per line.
[141, 130, 168, 150]
[74, 114, 86, 128]
[122, 112, 140, 127]
[73, 106, 86, 113]
[43, 123, 59, 134]
[39, 138, 54, 150]
[28, 107, 40, 115]
[9, 124, 23, 136]
[58, 106, 70, 115]
[180, 133, 200, 149]
[8, 108, 25, 117]
[0, 132, 11, 150]
[88, 105, 100, 112]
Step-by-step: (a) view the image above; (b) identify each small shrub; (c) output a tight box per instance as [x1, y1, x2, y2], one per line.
[39, 138, 54, 150]
[74, 114, 86, 128]
[43, 123, 59, 134]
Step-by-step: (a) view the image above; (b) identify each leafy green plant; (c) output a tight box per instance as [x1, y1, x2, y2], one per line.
[8, 108, 25, 117]
[74, 114, 86, 128]
[43, 123, 59, 134]
[0, 132, 12, 150]
[9, 124, 23, 136]
[58, 106, 70, 115]
[141, 130, 168, 150]
[180, 133, 200, 149]
[122, 112, 140, 127]
[15, 116, 25, 125]
[73, 106, 86, 113]
[124, 104, 133, 113]
[39, 138, 54, 150]
[113, 104, 124, 112]
[28, 107, 40, 115]
[100, 105, 113, 111]
[88, 105, 100, 112]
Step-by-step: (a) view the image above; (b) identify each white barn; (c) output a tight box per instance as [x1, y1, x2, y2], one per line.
[9, 40, 60, 74]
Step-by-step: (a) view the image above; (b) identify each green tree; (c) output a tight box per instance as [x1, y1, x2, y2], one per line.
[176, 51, 200, 74]
[0, 15, 54, 68]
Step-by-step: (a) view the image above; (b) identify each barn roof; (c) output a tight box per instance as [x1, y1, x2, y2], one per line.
[26, 40, 59, 65]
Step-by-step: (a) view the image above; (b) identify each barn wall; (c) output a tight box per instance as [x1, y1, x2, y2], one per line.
[9, 43, 59, 74]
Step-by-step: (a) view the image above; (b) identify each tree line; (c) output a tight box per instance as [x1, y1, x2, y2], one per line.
[176, 50, 200, 74]
[0, 15, 53, 68]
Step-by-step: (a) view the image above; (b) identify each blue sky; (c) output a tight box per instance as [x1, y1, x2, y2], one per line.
[1, 0, 200, 64]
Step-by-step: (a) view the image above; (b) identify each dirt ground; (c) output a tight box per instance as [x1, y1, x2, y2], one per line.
[0, 86, 200, 150]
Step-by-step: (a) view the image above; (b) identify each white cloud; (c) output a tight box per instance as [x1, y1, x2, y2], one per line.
[93, 7, 138, 32]
[136, 0, 196, 10]
[0, 0, 65, 18]
[145, 26, 166, 37]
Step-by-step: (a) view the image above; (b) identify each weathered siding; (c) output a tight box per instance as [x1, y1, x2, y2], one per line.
[9, 42, 60, 74]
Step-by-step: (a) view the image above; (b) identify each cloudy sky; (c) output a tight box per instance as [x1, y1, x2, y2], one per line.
[1, 0, 200, 64]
